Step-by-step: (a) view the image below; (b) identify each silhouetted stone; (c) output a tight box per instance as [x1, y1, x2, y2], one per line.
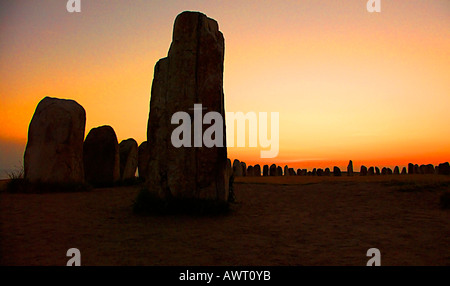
[289, 168, 296, 176]
[247, 165, 254, 177]
[381, 167, 387, 175]
[368, 167, 374, 176]
[394, 166, 400, 175]
[146, 11, 227, 201]
[414, 164, 420, 174]
[254, 164, 261, 177]
[233, 159, 243, 177]
[24, 97, 86, 184]
[317, 168, 324, 176]
[277, 166, 283, 176]
[312, 168, 317, 176]
[297, 169, 301, 176]
[269, 164, 277, 176]
[333, 166, 342, 176]
[401, 167, 407, 175]
[375, 167, 380, 175]
[263, 165, 269, 176]
[408, 163, 414, 174]
[83, 125, 120, 186]
[284, 165, 289, 176]
[438, 162, 450, 175]
[324, 168, 331, 176]
[387, 168, 393, 175]
[347, 160, 353, 176]
[419, 164, 434, 174]
[241, 162, 247, 177]
[360, 165, 368, 176]
[138, 141, 150, 181]
[119, 138, 138, 181]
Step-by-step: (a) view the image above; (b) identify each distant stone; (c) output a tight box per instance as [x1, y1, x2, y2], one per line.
[394, 166, 400, 175]
[324, 168, 331, 176]
[401, 167, 407, 175]
[414, 164, 420, 174]
[254, 164, 261, 177]
[233, 160, 243, 177]
[347, 160, 353, 176]
[333, 166, 342, 176]
[277, 166, 283, 176]
[24, 97, 86, 184]
[408, 163, 414, 175]
[289, 168, 296, 176]
[317, 168, 324, 176]
[360, 165, 368, 176]
[381, 167, 387, 175]
[138, 141, 150, 181]
[263, 165, 269, 176]
[284, 165, 289, 176]
[241, 162, 247, 177]
[83, 125, 120, 186]
[247, 165, 254, 177]
[270, 164, 277, 176]
[375, 167, 380, 175]
[297, 169, 302, 176]
[368, 167, 374, 176]
[387, 168, 393, 175]
[312, 168, 317, 176]
[438, 162, 450, 175]
[119, 139, 138, 181]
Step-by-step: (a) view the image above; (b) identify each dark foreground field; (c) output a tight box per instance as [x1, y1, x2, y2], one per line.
[1, 175, 449, 266]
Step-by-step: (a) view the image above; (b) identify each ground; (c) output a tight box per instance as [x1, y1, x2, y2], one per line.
[1, 175, 449, 266]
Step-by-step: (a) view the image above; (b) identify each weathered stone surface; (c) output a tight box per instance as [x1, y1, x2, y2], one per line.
[254, 164, 261, 177]
[347, 160, 353, 176]
[269, 164, 277, 176]
[263, 165, 269, 176]
[138, 141, 150, 181]
[146, 11, 227, 200]
[438, 162, 450, 175]
[119, 138, 138, 181]
[360, 165, 368, 176]
[368, 167, 374, 176]
[24, 97, 86, 184]
[333, 166, 342, 176]
[83, 125, 120, 186]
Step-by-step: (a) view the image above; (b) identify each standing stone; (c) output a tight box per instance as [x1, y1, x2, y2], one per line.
[438, 162, 450, 175]
[83, 126, 120, 186]
[284, 165, 289, 176]
[317, 168, 324, 176]
[381, 167, 387, 175]
[24, 97, 86, 184]
[146, 11, 227, 201]
[408, 163, 414, 174]
[368, 167, 374, 176]
[347, 160, 353, 176]
[414, 164, 420, 175]
[394, 166, 400, 175]
[387, 168, 393, 175]
[297, 169, 302, 176]
[289, 168, 296, 176]
[241, 162, 247, 177]
[247, 165, 254, 177]
[277, 166, 283, 176]
[233, 160, 243, 177]
[138, 141, 150, 181]
[254, 164, 261, 177]
[360, 165, 368, 176]
[119, 138, 138, 181]
[333, 166, 342, 176]
[312, 168, 317, 176]
[375, 167, 380, 175]
[324, 168, 331, 176]
[401, 167, 407, 175]
[263, 165, 269, 176]
[269, 164, 277, 176]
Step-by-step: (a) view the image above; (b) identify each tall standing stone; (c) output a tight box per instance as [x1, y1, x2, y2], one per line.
[119, 138, 138, 181]
[333, 166, 342, 176]
[269, 164, 277, 176]
[138, 141, 150, 181]
[24, 97, 86, 184]
[360, 165, 368, 176]
[347, 160, 353, 176]
[263, 165, 269, 176]
[233, 159, 243, 177]
[368, 167, 375, 176]
[254, 164, 261, 177]
[146, 12, 227, 201]
[83, 126, 120, 186]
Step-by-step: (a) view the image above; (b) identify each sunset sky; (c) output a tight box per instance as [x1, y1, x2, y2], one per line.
[0, 0, 449, 177]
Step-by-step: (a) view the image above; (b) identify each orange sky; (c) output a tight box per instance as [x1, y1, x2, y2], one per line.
[0, 0, 449, 174]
